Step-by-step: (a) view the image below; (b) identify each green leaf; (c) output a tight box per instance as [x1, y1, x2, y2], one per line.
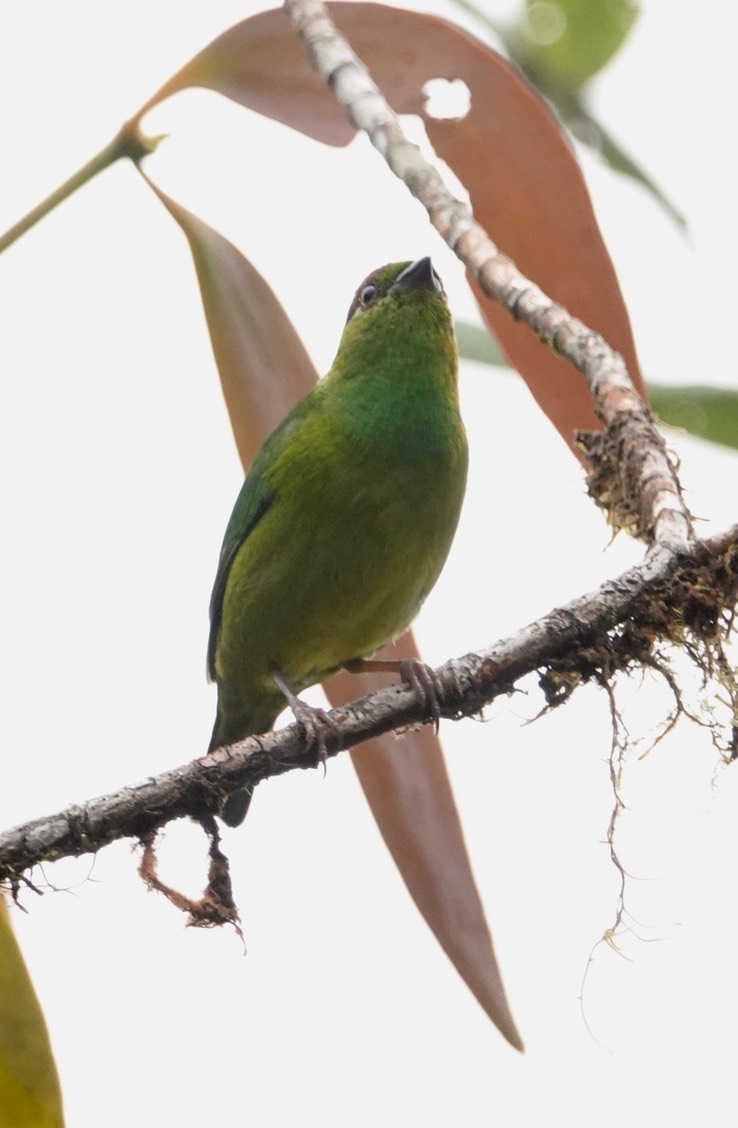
[560, 96, 686, 230]
[456, 327, 738, 451]
[0, 899, 64, 1128]
[519, 0, 640, 90]
[455, 321, 507, 367]
[446, 0, 682, 228]
[648, 383, 738, 451]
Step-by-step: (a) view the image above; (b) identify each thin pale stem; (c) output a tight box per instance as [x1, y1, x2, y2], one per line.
[0, 122, 163, 255]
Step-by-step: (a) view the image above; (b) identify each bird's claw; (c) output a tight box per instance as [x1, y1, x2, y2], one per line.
[289, 698, 342, 775]
[345, 656, 444, 730]
[272, 670, 342, 773]
[398, 658, 443, 731]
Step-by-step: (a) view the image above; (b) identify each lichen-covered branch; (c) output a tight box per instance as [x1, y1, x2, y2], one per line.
[283, 0, 692, 553]
[2, 524, 735, 890]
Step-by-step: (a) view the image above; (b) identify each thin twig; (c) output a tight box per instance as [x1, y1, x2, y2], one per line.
[0, 123, 162, 255]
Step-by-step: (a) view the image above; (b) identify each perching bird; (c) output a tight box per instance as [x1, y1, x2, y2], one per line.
[207, 257, 468, 825]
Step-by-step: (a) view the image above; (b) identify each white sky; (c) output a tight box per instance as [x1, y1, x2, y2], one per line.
[1, 2, 737, 1125]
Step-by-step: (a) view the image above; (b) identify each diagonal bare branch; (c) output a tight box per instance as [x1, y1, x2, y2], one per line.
[2, 525, 735, 889]
[283, 0, 692, 552]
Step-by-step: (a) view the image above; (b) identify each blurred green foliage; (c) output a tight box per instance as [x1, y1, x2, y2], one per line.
[456, 320, 738, 451]
[649, 384, 738, 451]
[450, 0, 684, 227]
[516, 0, 639, 91]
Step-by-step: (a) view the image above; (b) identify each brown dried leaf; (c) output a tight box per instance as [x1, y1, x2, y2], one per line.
[133, 2, 645, 455]
[327, 633, 523, 1050]
[141, 171, 521, 1044]
[143, 175, 317, 464]
[136, 13, 601, 1041]
[132, 9, 353, 145]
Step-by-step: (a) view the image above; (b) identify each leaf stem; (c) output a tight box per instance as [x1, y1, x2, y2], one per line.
[0, 121, 164, 255]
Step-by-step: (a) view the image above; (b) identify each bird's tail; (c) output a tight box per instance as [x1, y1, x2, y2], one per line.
[208, 697, 281, 826]
[220, 786, 253, 827]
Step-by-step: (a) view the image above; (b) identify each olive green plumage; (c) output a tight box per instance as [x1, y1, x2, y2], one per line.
[207, 257, 468, 825]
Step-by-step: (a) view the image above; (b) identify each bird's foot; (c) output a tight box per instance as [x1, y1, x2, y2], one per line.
[344, 657, 444, 731]
[272, 670, 342, 773]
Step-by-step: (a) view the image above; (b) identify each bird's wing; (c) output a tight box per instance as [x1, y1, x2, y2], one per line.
[206, 396, 317, 682]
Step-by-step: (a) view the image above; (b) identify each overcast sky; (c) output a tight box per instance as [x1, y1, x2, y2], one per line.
[1, 3, 737, 1125]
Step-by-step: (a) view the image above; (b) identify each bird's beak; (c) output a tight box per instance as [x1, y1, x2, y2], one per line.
[394, 257, 443, 295]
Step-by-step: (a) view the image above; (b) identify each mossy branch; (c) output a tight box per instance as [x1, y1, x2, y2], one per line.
[1, 523, 736, 894]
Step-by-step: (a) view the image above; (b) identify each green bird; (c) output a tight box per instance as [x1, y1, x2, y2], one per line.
[207, 257, 468, 826]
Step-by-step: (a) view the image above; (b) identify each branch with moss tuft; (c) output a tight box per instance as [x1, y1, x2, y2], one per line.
[1, 523, 735, 906]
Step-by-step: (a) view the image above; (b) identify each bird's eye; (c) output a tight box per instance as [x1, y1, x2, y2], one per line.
[360, 284, 378, 308]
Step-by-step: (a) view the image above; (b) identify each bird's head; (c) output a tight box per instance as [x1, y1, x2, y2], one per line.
[332, 257, 456, 383]
[345, 257, 446, 324]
